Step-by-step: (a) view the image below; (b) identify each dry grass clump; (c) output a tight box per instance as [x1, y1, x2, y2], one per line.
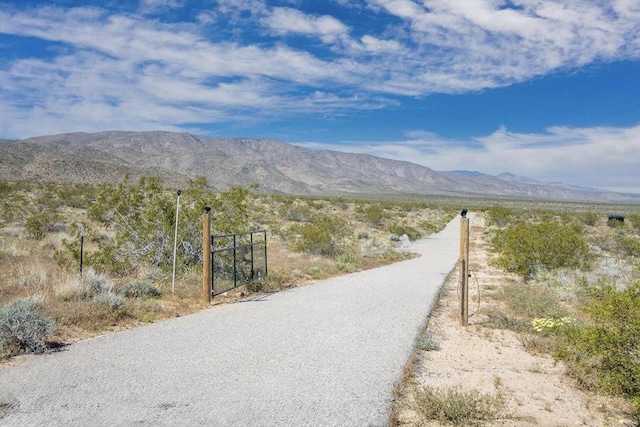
[55, 269, 114, 301]
[413, 386, 504, 426]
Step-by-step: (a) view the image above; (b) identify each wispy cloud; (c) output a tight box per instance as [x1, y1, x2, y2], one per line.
[140, 0, 186, 13]
[263, 7, 349, 43]
[0, 0, 640, 136]
[0, 0, 639, 184]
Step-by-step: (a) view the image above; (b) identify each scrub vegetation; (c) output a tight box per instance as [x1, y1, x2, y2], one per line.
[484, 206, 640, 422]
[0, 177, 456, 359]
[394, 205, 640, 426]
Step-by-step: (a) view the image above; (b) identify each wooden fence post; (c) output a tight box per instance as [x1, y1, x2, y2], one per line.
[202, 206, 212, 304]
[460, 214, 470, 326]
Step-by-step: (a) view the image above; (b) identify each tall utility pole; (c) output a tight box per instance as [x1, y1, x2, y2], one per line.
[459, 210, 470, 326]
[171, 190, 181, 295]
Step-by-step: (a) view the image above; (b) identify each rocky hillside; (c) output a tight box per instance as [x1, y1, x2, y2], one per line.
[1, 131, 638, 203]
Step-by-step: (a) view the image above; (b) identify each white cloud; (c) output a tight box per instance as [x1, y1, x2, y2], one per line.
[359, 35, 403, 53]
[358, 0, 640, 94]
[263, 7, 349, 43]
[0, 0, 638, 197]
[140, 0, 186, 13]
[295, 124, 640, 194]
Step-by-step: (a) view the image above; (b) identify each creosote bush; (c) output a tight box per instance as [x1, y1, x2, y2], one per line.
[291, 214, 352, 257]
[77, 176, 252, 276]
[25, 210, 62, 240]
[388, 222, 421, 241]
[360, 204, 384, 226]
[556, 281, 640, 410]
[492, 221, 590, 279]
[0, 298, 55, 357]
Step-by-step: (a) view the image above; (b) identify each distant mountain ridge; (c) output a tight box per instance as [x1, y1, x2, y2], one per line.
[1, 131, 638, 203]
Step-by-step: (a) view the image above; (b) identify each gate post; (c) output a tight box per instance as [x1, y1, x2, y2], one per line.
[459, 211, 470, 326]
[202, 206, 212, 304]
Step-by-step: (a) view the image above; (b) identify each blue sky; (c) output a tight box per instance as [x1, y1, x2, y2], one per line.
[1, 0, 639, 193]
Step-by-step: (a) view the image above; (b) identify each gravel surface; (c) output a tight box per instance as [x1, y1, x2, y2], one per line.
[0, 216, 468, 427]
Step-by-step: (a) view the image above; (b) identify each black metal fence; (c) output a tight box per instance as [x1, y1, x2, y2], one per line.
[211, 230, 267, 297]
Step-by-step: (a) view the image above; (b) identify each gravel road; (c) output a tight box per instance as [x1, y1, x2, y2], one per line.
[0, 215, 468, 427]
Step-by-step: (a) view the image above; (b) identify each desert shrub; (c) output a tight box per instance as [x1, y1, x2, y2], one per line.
[485, 206, 518, 227]
[388, 223, 421, 241]
[617, 237, 640, 258]
[579, 212, 600, 227]
[0, 298, 55, 357]
[281, 202, 312, 222]
[25, 210, 62, 240]
[118, 280, 161, 299]
[500, 283, 567, 319]
[492, 221, 590, 279]
[414, 387, 501, 426]
[628, 214, 640, 232]
[556, 281, 640, 413]
[84, 269, 114, 294]
[360, 204, 384, 227]
[55, 182, 96, 209]
[56, 269, 114, 301]
[608, 217, 626, 228]
[92, 293, 126, 310]
[483, 311, 532, 333]
[81, 176, 251, 275]
[290, 214, 352, 257]
[416, 334, 440, 351]
[336, 251, 362, 272]
[54, 222, 89, 273]
[417, 219, 441, 235]
[357, 231, 369, 240]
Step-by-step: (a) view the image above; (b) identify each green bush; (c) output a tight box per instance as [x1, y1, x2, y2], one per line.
[492, 220, 590, 279]
[556, 282, 640, 409]
[579, 212, 599, 227]
[360, 204, 384, 227]
[0, 298, 55, 357]
[617, 237, 640, 258]
[336, 251, 362, 272]
[485, 206, 517, 227]
[80, 176, 251, 275]
[291, 214, 352, 257]
[281, 203, 312, 222]
[25, 210, 62, 240]
[118, 280, 161, 299]
[628, 214, 640, 232]
[388, 222, 421, 241]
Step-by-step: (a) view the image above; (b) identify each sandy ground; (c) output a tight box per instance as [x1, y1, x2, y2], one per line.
[395, 213, 633, 427]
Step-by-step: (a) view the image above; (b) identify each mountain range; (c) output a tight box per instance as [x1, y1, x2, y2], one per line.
[1, 131, 637, 203]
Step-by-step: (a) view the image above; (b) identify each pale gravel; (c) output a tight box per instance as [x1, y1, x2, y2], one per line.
[0, 215, 469, 427]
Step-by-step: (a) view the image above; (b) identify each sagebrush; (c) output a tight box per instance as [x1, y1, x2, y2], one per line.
[0, 298, 55, 357]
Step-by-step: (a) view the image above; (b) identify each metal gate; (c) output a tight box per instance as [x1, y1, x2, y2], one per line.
[211, 230, 267, 297]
